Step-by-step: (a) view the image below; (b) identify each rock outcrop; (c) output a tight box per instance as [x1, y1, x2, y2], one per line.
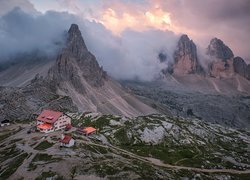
[233, 56, 250, 80]
[46, 24, 156, 116]
[49, 24, 107, 93]
[207, 38, 235, 78]
[233, 57, 247, 77]
[247, 65, 250, 80]
[172, 35, 204, 75]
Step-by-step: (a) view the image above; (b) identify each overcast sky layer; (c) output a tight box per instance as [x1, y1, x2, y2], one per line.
[0, 0, 249, 80]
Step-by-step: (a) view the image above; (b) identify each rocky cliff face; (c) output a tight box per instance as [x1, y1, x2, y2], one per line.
[49, 24, 107, 93]
[233, 56, 250, 80]
[207, 38, 235, 78]
[233, 57, 247, 77]
[247, 65, 250, 80]
[46, 24, 156, 116]
[172, 35, 204, 75]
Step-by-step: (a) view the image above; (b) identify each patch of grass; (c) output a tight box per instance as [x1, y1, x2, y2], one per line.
[32, 153, 54, 162]
[70, 166, 77, 179]
[0, 132, 11, 142]
[82, 116, 92, 126]
[28, 153, 61, 171]
[92, 116, 110, 129]
[81, 144, 108, 154]
[35, 171, 57, 180]
[0, 127, 23, 143]
[123, 144, 198, 165]
[114, 128, 131, 145]
[0, 144, 21, 162]
[34, 141, 54, 150]
[9, 138, 22, 144]
[93, 164, 119, 176]
[0, 152, 28, 179]
[15, 119, 33, 124]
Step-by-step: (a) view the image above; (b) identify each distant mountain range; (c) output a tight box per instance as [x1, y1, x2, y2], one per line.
[165, 34, 250, 81]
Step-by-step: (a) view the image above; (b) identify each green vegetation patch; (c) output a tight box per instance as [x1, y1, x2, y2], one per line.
[92, 116, 110, 129]
[28, 153, 62, 171]
[0, 144, 21, 163]
[125, 144, 198, 165]
[113, 128, 132, 145]
[34, 141, 54, 150]
[81, 144, 109, 154]
[9, 138, 23, 144]
[35, 171, 57, 180]
[0, 152, 28, 179]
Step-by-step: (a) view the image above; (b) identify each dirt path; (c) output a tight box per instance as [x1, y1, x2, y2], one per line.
[83, 141, 250, 175]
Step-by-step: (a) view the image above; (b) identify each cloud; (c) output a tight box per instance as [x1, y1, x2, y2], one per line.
[1, 0, 249, 81]
[0, 6, 178, 81]
[0, 0, 38, 16]
[0, 8, 78, 60]
[81, 22, 178, 80]
[50, 0, 250, 62]
[159, 0, 250, 62]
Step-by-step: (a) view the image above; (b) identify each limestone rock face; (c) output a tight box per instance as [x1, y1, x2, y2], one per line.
[207, 38, 235, 78]
[45, 24, 156, 116]
[49, 24, 107, 93]
[233, 57, 247, 78]
[247, 65, 250, 80]
[172, 35, 204, 75]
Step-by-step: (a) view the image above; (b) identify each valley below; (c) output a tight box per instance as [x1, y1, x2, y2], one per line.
[121, 79, 250, 130]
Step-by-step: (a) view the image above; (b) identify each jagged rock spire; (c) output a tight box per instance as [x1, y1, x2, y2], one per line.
[207, 38, 234, 61]
[172, 34, 204, 75]
[207, 38, 234, 78]
[66, 24, 88, 57]
[49, 24, 107, 91]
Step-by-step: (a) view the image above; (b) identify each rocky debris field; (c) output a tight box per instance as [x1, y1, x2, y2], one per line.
[121, 80, 250, 130]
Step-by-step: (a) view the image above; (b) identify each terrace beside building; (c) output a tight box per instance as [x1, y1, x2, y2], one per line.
[36, 110, 71, 133]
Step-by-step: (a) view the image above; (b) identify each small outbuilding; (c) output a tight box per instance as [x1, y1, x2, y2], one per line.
[1, 119, 10, 127]
[59, 134, 75, 147]
[83, 127, 97, 136]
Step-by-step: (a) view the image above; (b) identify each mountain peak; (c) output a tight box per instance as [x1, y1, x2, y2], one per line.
[49, 24, 107, 91]
[179, 34, 190, 42]
[68, 24, 80, 33]
[66, 23, 87, 55]
[207, 38, 234, 60]
[207, 38, 235, 78]
[171, 34, 204, 75]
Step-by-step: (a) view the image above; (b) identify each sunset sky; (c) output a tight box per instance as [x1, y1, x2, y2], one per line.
[0, 0, 249, 80]
[27, 0, 250, 60]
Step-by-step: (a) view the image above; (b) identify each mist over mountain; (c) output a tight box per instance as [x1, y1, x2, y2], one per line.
[0, 7, 179, 81]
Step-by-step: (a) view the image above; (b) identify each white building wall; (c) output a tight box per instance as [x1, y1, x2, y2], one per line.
[0, 123, 10, 127]
[54, 115, 71, 131]
[37, 114, 71, 133]
[61, 139, 75, 147]
[40, 128, 54, 133]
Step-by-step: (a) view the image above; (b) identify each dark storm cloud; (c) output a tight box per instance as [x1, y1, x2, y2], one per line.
[0, 8, 78, 60]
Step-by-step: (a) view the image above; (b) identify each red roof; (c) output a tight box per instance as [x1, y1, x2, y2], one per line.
[66, 124, 73, 129]
[37, 110, 63, 123]
[83, 127, 96, 134]
[60, 135, 72, 144]
[37, 123, 52, 130]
